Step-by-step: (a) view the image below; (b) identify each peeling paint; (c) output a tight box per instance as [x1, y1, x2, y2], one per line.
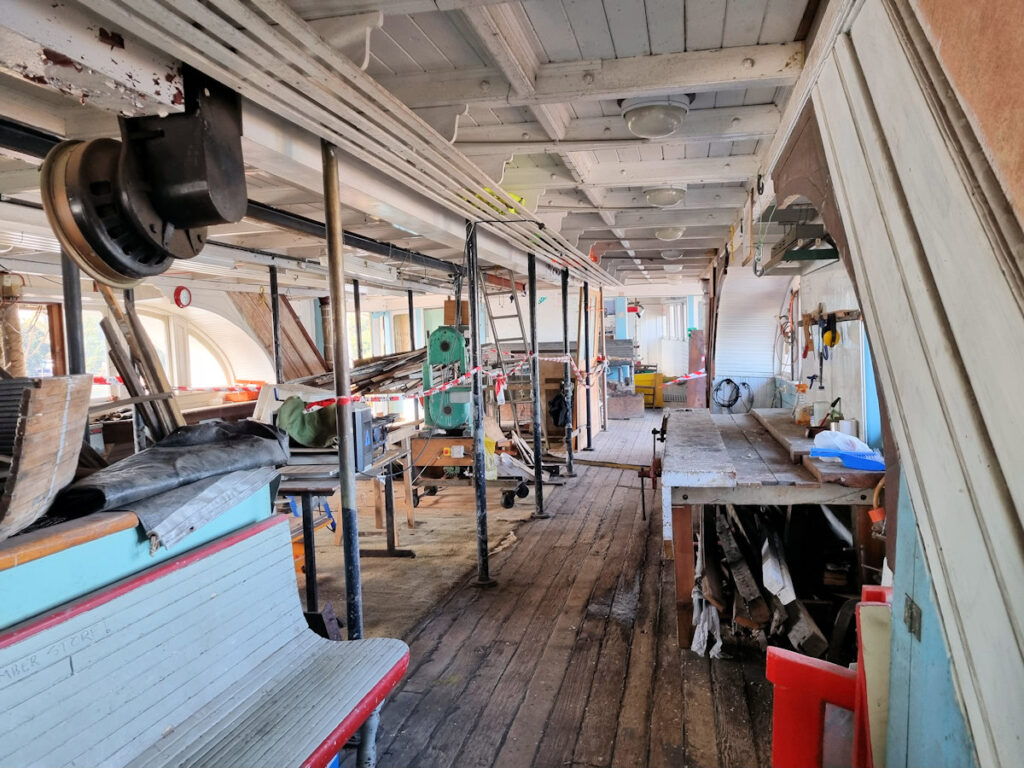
[172, 87, 184, 106]
[41, 48, 83, 72]
[98, 28, 125, 50]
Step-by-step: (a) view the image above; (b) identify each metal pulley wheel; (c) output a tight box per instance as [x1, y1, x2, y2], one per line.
[40, 139, 207, 288]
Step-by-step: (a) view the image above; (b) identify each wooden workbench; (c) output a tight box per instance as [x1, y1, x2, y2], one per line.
[660, 408, 882, 647]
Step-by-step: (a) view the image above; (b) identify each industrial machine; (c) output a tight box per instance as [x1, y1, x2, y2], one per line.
[422, 325, 472, 432]
[415, 324, 530, 508]
[39, 67, 246, 287]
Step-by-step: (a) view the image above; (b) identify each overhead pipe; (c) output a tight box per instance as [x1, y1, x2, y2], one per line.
[466, 221, 495, 587]
[321, 141, 364, 640]
[528, 253, 547, 519]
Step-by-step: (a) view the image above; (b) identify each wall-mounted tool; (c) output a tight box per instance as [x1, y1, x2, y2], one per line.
[40, 67, 246, 288]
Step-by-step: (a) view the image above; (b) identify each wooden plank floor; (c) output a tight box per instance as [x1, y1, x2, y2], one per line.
[349, 411, 770, 768]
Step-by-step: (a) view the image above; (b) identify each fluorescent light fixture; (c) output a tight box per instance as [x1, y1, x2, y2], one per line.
[655, 226, 685, 241]
[621, 95, 693, 139]
[643, 187, 686, 207]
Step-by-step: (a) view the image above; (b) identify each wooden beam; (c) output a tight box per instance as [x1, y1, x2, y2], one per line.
[377, 43, 804, 109]
[502, 156, 759, 190]
[456, 105, 781, 150]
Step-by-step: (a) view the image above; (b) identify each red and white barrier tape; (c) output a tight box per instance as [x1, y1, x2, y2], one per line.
[660, 369, 707, 387]
[92, 375, 263, 393]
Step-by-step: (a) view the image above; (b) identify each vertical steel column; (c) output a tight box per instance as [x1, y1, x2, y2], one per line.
[407, 290, 416, 350]
[561, 269, 575, 477]
[321, 141, 364, 640]
[300, 492, 319, 611]
[61, 252, 85, 375]
[269, 265, 285, 383]
[319, 297, 333, 370]
[583, 281, 594, 451]
[466, 221, 495, 586]
[352, 279, 363, 359]
[528, 253, 547, 519]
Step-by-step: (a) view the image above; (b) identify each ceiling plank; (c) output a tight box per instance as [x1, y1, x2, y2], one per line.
[376, 41, 804, 108]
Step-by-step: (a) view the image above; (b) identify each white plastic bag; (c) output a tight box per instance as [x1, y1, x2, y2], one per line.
[813, 429, 872, 460]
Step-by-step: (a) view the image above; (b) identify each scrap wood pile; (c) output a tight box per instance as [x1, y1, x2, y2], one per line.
[695, 503, 863, 662]
[291, 348, 426, 395]
[97, 285, 186, 443]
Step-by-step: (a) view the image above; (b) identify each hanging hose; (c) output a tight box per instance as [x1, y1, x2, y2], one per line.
[713, 378, 753, 413]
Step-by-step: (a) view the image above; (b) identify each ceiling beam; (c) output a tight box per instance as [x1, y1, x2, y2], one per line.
[502, 156, 759, 190]
[565, 208, 739, 229]
[456, 105, 780, 155]
[290, 0, 512, 17]
[376, 42, 804, 109]
[0, 0, 184, 116]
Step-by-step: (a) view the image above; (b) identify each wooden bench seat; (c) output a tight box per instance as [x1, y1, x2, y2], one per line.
[0, 515, 408, 768]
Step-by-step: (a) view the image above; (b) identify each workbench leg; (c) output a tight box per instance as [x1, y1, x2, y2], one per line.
[673, 504, 696, 648]
[373, 477, 384, 530]
[356, 707, 380, 767]
[301, 492, 319, 613]
[384, 467, 398, 552]
[403, 437, 415, 528]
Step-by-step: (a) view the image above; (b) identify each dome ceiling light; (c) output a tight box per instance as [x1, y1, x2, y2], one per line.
[663, 264, 683, 273]
[655, 226, 686, 241]
[662, 250, 682, 260]
[621, 94, 694, 139]
[643, 186, 686, 207]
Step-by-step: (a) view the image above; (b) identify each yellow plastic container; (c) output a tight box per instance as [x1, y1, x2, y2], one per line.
[634, 372, 664, 408]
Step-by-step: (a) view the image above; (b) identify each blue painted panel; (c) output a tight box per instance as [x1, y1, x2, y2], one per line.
[0, 483, 273, 630]
[886, 474, 977, 768]
[862, 328, 883, 451]
[614, 297, 628, 339]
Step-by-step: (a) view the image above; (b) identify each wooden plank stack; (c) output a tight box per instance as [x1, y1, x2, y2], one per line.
[0, 375, 92, 541]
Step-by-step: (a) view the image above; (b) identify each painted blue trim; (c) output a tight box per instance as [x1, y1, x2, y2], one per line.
[0, 484, 273, 630]
[862, 327, 883, 451]
[886, 474, 977, 768]
[614, 297, 628, 340]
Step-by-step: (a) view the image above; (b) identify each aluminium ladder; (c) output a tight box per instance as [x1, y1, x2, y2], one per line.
[482, 268, 544, 444]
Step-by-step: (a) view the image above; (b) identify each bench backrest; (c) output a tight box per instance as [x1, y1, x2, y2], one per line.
[0, 516, 302, 768]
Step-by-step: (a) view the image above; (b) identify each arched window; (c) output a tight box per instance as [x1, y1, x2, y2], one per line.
[187, 329, 232, 388]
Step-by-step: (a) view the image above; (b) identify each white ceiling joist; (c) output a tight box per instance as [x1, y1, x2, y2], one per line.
[288, 0, 512, 17]
[502, 156, 759, 190]
[22, 0, 613, 285]
[564, 207, 740, 229]
[376, 42, 804, 109]
[455, 105, 781, 155]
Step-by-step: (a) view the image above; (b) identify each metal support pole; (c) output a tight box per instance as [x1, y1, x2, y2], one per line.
[322, 140, 364, 640]
[466, 221, 495, 587]
[453, 273, 464, 329]
[269, 265, 285, 383]
[408, 289, 420, 420]
[352, 279, 363, 359]
[528, 253, 548, 519]
[407, 290, 416, 350]
[319, 297, 333, 370]
[300, 492, 319, 612]
[583, 281, 594, 451]
[60, 251, 85, 375]
[561, 269, 575, 477]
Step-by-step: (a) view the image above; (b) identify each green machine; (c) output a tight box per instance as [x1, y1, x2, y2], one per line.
[423, 325, 472, 432]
